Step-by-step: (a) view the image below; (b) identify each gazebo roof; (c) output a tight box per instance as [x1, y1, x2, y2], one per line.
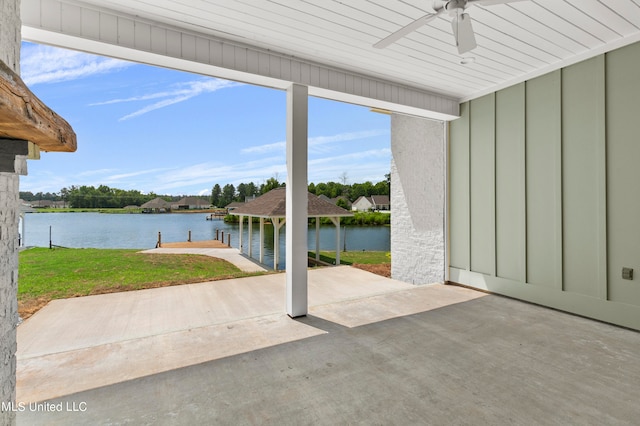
[230, 187, 352, 218]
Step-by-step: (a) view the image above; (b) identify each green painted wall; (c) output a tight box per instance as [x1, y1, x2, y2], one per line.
[495, 83, 525, 282]
[525, 71, 562, 289]
[561, 56, 607, 298]
[469, 94, 495, 276]
[449, 41, 640, 330]
[606, 42, 640, 307]
[449, 102, 469, 270]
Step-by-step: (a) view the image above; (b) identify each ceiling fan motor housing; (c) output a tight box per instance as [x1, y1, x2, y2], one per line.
[445, 0, 468, 16]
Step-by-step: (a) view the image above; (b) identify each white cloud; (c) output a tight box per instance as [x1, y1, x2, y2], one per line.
[104, 168, 173, 182]
[310, 130, 389, 147]
[147, 157, 286, 192]
[307, 148, 391, 182]
[90, 78, 242, 121]
[242, 129, 389, 154]
[21, 43, 132, 85]
[20, 171, 73, 194]
[76, 168, 119, 178]
[118, 95, 194, 121]
[309, 148, 391, 166]
[117, 148, 387, 192]
[142, 148, 390, 192]
[242, 141, 286, 154]
[89, 91, 181, 106]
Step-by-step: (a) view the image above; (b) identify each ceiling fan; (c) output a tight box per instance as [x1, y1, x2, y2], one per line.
[374, 0, 524, 54]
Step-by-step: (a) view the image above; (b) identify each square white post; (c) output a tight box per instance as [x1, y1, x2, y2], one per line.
[315, 219, 320, 261]
[238, 215, 244, 253]
[273, 217, 280, 271]
[335, 217, 341, 265]
[248, 217, 253, 257]
[286, 83, 308, 318]
[259, 217, 265, 263]
[330, 217, 341, 265]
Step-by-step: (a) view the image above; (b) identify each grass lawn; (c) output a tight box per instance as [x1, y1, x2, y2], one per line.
[309, 250, 391, 277]
[18, 247, 259, 318]
[310, 250, 390, 265]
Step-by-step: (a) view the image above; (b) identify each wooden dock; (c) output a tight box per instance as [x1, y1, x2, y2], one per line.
[159, 240, 229, 248]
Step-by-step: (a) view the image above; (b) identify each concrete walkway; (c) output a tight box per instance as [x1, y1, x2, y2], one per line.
[16, 268, 640, 425]
[140, 247, 268, 272]
[17, 267, 418, 402]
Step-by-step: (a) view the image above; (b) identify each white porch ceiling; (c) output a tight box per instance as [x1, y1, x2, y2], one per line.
[22, 0, 640, 106]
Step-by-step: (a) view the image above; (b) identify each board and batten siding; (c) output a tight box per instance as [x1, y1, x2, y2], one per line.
[449, 41, 640, 331]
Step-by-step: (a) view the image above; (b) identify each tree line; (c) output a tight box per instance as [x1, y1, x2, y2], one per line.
[210, 177, 284, 207]
[210, 174, 390, 208]
[20, 186, 178, 209]
[21, 173, 391, 209]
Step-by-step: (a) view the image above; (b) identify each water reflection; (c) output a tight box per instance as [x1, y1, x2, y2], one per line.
[24, 212, 390, 269]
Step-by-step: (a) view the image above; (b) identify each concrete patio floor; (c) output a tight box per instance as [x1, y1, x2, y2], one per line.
[16, 267, 640, 425]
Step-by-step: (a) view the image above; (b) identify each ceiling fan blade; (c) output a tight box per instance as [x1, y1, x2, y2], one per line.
[469, 0, 526, 6]
[452, 13, 477, 54]
[374, 12, 442, 49]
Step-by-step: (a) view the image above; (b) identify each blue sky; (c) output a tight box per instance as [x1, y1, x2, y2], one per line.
[19, 42, 391, 196]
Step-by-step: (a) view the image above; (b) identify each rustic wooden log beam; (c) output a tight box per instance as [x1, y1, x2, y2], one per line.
[0, 59, 76, 152]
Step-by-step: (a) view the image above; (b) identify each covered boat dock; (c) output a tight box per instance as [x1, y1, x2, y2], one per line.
[229, 187, 352, 270]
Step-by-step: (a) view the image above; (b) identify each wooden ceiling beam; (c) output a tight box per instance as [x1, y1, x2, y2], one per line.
[0, 59, 76, 153]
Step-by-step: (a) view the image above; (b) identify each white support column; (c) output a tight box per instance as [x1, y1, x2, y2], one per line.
[336, 217, 341, 265]
[248, 217, 253, 257]
[286, 83, 309, 318]
[272, 217, 286, 271]
[273, 217, 279, 271]
[330, 217, 341, 266]
[259, 217, 265, 264]
[238, 215, 244, 254]
[315, 219, 320, 261]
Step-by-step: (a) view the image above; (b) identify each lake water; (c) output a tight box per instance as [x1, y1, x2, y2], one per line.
[22, 212, 390, 269]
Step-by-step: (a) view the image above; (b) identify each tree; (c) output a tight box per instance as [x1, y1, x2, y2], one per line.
[220, 183, 236, 207]
[349, 181, 375, 201]
[260, 176, 282, 194]
[373, 180, 389, 196]
[59, 187, 69, 207]
[314, 182, 327, 197]
[236, 183, 248, 202]
[211, 184, 222, 207]
[63, 184, 166, 208]
[336, 198, 349, 209]
[324, 181, 344, 199]
[385, 172, 391, 195]
[246, 182, 258, 199]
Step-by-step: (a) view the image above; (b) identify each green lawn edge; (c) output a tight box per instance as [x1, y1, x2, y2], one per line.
[18, 247, 264, 317]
